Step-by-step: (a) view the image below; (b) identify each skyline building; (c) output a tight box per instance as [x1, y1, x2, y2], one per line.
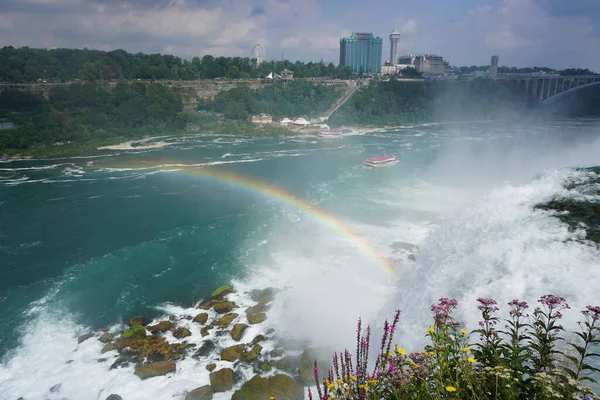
[339, 32, 383, 74]
[490, 55, 499, 78]
[389, 28, 401, 66]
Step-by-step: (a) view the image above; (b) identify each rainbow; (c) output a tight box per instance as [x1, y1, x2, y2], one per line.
[158, 166, 395, 275]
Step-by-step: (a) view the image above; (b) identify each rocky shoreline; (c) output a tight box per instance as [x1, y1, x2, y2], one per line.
[75, 285, 324, 400]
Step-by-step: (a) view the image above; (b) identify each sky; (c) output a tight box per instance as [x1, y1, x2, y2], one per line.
[0, 0, 599, 70]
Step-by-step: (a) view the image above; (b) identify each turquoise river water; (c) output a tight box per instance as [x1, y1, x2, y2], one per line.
[1, 120, 600, 399]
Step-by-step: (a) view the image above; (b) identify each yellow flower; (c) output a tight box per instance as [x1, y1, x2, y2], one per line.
[349, 374, 356, 381]
[445, 386, 457, 392]
[468, 357, 476, 363]
[269, 397, 276, 400]
[358, 384, 369, 391]
[397, 347, 406, 355]
[386, 351, 394, 357]
[336, 379, 342, 384]
[368, 379, 378, 385]
[427, 327, 435, 333]
[327, 383, 335, 389]
[461, 329, 468, 335]
[462, 347, 470, 353]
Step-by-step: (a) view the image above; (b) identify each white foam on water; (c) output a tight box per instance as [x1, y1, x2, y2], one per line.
[377, 167, 600, 352]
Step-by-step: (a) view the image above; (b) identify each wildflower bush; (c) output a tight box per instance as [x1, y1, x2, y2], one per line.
[309, 295, 600, 399]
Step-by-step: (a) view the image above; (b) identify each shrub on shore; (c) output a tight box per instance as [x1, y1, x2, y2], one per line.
[310, 295, 600, 399]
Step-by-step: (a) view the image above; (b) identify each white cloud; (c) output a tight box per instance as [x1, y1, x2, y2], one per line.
[0, 0, 598, 70]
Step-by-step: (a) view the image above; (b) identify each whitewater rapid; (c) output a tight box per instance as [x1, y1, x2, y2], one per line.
[1, 123, 600, 400]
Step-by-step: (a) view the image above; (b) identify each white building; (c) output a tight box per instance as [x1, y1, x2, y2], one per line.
[293, 118, 310, 126]
[279, 118, 293, 126]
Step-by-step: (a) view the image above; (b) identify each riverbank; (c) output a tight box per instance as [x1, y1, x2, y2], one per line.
[0, 123, 382, 160]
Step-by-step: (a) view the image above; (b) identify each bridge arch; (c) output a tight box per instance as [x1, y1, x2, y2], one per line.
[543, 79, 600, 104]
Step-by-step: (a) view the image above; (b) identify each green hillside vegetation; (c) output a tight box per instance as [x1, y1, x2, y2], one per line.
[329, 79, 535, 126]
[201, 80, 341, 120]
[0, 83, 186, 155]
[0, 46, 354, 83]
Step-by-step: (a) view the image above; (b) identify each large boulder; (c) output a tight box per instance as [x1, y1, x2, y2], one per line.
[242, 344, 263, 362]
[221, 344, 245, 362]
[231, 374, 303, 400]
[134, 361, 176, 379]
[119, 325, 146, 341]
[101, 343, 117, 354]
[193, 313, 208, 324]
[231, 324, 248, 341]
[211, 285, 234, 300]
[209, 368, 234, 392]
[299, 348, 330, 385]
[193, 340, 216, 359]
[148, 321, 174, 332]
[213, 301, 236, 314]
[185, 385, 213, 400]
[105, 395, 123, 400]
[99, 332, 114, 343]
[200, 326, 212, 337]
[247, 313, 267, 325]
[173, 327, 192, 339]
[129, 316, 145, 326]
[214, 313, 238, 328]
[78, 333, 94, 344]
[276, 356, 301, 374]
[250, 287, 278, 304]
[246, 302, 270, 316]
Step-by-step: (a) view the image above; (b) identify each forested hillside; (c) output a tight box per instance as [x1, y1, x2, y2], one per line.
[0, 46, 353, 83]
[329, 79, 536, 126]
[201, 80, 341, 120]
[0, 83, 185, 153]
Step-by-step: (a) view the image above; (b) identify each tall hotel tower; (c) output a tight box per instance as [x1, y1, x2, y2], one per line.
[389, 28, 401, 65]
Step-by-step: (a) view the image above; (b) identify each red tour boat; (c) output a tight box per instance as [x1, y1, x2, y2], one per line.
[363, 153, 399, 168]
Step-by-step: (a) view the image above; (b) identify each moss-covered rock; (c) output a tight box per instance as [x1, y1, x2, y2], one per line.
[209, 368, 234, 392]
[214, 313, 238, 328]
[193, 313, 209, 324]
[200, 326, 212, 337]
[276, 355, 301, 374]
[148, 321, 174, 332]
[129, 316, 145, 326]
[197, 301, 215, 310]
[120, 325, 146, 341]
[99, 332, 114, 343]
[185, 385, 213, 400]
[134, 361, 176, 379]
[246, 302, 270, 316]
[173, 327, 192, 339]
[251, 335, 266, 345]
[101, 343, 117, 354]
[270, 348, 284, 357]
[231, 374, 303, 400]
[211, 285, 234, 300]
[242, 344, 263, 362]
[231, 324, 248, 341]
[221, 344, 245, 362]
[213, 301, 236, 314]
[78, 333, 94, 344]
[259, 361, 272, 372]
[247, 312, 267, 325]
[206, 363, 217, 372]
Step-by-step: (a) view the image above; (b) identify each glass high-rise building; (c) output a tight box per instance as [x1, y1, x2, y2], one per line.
[339, 32, 383, 74]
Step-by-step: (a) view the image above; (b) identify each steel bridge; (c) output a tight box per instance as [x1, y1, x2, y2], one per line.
[495, 74, 600, 103]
